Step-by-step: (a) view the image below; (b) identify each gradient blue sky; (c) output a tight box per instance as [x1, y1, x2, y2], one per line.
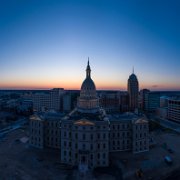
[0, 0, 180, 90]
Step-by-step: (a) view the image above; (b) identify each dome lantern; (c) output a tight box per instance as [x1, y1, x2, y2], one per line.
[86, 58, 91, 78]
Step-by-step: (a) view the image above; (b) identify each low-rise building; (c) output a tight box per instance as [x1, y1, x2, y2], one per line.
[168, 97, 180, 123]
[32, 88, 64, 112]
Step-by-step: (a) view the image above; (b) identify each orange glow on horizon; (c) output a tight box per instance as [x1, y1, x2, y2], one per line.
[0, 83, 179, 91]
[0, 78, 179, 91]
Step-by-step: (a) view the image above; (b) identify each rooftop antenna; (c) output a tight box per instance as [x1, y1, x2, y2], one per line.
[132, 66, 134, 74]
[88, 57, 89, 65]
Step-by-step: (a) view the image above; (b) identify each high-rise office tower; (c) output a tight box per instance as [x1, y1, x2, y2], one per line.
[128, 68, 139, 111]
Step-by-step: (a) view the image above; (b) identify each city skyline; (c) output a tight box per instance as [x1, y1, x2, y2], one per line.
[0, 0, 180, 91]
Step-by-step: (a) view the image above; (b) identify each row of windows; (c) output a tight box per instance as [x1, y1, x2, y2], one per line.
[63, 142, 107, 150]
[46, 142, 59, 147]
[111, 145, 130, 151]
[31, 142, 42, 147]
[63, 124, 107, 130]
[46, 122, 59, 128]
[31, 137, 41, 141]
[46, 137, 59, 142]
[31, 129, 42, 134]
[31, 121, 42, 127]
[135, 133, 147, 138]
[111, 131, 131, 138]
[134, 146, 148, 152]
[135, 124, 147, 130]
[62, 123, 148, 131]
[168, 101, 180, 105]
[111, 124, 130, 130]
[46, 130, 59, 135]
[135, 140, 147, 146]
[111, 139, 130, 146]
[63, 132, 107, 140]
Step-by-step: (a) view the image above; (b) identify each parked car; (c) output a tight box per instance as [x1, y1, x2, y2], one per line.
[164, 156, 173, 165]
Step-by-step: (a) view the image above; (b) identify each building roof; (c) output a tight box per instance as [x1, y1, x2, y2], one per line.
[74, 119, 95, 126]
[30, 114, 42, 121]
[134, 118, 148, 124]
[129, 73, 138, 81]
[63, 108, 106, 122]
[108, 112, 139, 122]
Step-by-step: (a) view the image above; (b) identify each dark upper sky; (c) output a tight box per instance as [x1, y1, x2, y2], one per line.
[0, 0, 180, 90]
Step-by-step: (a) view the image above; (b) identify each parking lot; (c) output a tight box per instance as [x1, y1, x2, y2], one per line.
[111, 129, 180, 180]
[0, 125, 71, 180]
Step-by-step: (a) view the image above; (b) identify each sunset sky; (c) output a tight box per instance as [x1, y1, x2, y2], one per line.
[0, 0, 180, 90]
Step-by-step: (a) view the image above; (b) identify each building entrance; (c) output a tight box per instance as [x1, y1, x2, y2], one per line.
[78, 151, 89, 174]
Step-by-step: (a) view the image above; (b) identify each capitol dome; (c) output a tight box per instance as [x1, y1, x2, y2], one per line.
[77, 59, 99, 113]
[80, 61, 97, 99]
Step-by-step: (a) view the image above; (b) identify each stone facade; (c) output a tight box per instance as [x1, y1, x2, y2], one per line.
[29, 60, 149, 170]
[29, 115, 44, 149]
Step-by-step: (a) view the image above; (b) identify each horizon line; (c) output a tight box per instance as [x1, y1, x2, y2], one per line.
[0, 88, 180, 92]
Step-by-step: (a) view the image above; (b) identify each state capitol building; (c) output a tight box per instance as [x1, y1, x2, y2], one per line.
[29, 60, 149, 170]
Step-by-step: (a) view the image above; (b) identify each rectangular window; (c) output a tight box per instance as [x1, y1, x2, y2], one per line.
[83, 134, 86, 140]
[91, 134, 93, 140]
[64, 151, 66, 156]
[64, 141, 66, 147]
[98, 144, 100, 149]
[64, 132, 66, 137]
[91, 154, 93, 160]
[91, 144, 93, 150]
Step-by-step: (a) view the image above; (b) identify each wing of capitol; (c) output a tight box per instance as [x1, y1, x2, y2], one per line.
[29, 59, 149, 170]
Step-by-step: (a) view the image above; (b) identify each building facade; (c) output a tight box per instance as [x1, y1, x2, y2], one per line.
[29, 60, 149, 170]
[127, 70, 139, 111]
[32, 88, 64, 112]
[167, 97, 180, 123]
[99, 92, 120, 113]
[139, 89, 150, 111]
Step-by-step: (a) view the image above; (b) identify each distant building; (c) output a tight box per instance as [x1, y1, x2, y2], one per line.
[144, 92, 180, 113]
[32, 88, 64, 112]
[119, 92, 130, 112]
[99, 92, 120, 113]
[62, 93, 72, 112]
[50, 88, 64, 111]
[29, 60, 149, 170]
[156, 96, 180, 123]
[32, 92, 50, 111]
[144, 92, 161, 113]
[167, 97, 180, 123]
[139, 89, 150, 111]
[17, 99, 33, 115]
[128, 69, 139, 111]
